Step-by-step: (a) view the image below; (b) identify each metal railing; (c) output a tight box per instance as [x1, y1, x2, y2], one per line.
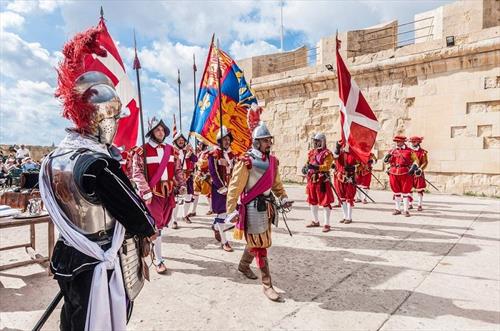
[249, 16, 436, 78]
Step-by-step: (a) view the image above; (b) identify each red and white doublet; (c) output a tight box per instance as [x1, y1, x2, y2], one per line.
[131, 140, 185, 229]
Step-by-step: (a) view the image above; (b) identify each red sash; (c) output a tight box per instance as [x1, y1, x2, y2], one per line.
[234, 156, 276, 239]
[148, 145, 173, 188]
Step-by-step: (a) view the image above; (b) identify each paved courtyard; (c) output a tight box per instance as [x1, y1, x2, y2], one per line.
[1, 185, 499, 330]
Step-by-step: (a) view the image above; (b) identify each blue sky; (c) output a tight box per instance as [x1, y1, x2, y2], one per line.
[0, 0, 451, 146]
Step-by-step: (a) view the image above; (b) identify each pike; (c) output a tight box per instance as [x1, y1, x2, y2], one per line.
[32, 291, 64, 331]
[179, 53, 198, 169]
[355, 184, 376, 203]
[133, 30, 148, 178]
[177, 69, 182, 132]
[193, 53, 198, 149]
[370, 171, 385, 188]
[215, 37, 224, 152]
[425, 177, 440, 192]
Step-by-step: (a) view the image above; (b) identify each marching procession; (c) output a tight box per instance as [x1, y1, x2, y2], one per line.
[33, 12, 434, 331]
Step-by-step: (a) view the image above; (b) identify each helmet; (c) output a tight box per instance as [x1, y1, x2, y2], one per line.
[172, 132, 188, 147]
[146, 117, 170, 142]
[74, 71, 128, 145]
[216, 126, 233, 142]
[313, 132, 326, 149]
[252, 122, 273, 149]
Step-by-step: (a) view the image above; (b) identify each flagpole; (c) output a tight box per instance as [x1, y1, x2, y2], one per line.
[133, 30, 148, 178]
[177, 69, 182, 133]
[215, 38, 224, 151]
[193, 53, 198, 148]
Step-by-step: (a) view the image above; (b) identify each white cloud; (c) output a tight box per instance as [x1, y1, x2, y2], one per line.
[0, 11, 25, 30]
[0, 80, 68, 145]
[6, 0, 38, 14]
[6, 0, 58, 14]
[229, 40, 280, 60]
[0, 31, 59, 82]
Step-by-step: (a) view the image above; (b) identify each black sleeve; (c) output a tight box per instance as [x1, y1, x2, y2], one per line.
[80, 155, 156, 237]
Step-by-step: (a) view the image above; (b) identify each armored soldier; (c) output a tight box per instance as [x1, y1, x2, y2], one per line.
[39, 27, 156, 330]
[384, 135, 419, 217]
[303, 133, 335, 232]
[208, 127, 236, 252]
[409, 136, 428, 211]
[227, 121, 292, 301]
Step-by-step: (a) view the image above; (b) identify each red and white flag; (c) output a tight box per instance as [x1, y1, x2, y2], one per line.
[84, 18, 139, 150]
[336, 37, 379, 164]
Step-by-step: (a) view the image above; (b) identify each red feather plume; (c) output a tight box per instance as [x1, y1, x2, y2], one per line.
[55, 26, 107, 133]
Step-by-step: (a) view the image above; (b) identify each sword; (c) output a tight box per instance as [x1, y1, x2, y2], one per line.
[32, 290, 63, 331]
[424, 177, 440, 192]
[355, 184, 376, 203]
[327, 175, 342, 203]
[370, 171, 385, 188]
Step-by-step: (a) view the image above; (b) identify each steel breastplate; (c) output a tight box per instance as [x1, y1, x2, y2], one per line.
[49, 148, 116, 236]
[245, 150, 271, 234]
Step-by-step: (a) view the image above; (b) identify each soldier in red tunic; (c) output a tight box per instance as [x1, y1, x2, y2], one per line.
[384, 135, 419, 217]
[303, 133, 335, 232]
[355, 152, 377, 204]
[409, 136, 428, 211]
[333, 142, 358, 224]
[131, 117, 186, 273]
[171, 132, 198, 228]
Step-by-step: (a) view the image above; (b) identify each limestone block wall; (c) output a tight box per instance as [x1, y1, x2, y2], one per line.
[316, 20, 397, 66]
[238, 47, 308, 82]
[250, 26, 500, 196]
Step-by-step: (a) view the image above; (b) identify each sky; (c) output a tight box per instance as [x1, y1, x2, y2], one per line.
[0, 0, 452, 146]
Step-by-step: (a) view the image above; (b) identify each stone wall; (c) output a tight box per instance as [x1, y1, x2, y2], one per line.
[238, 46, 308, 82]
[243, 0, 499, 197]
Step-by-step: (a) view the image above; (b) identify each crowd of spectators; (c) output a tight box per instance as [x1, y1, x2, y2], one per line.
[0, 145, 41, 187]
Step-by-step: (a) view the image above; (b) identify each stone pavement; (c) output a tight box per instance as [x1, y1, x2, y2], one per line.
[0, 185, 499, 330]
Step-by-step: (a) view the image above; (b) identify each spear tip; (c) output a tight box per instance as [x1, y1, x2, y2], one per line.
[100, 6, 104, 19]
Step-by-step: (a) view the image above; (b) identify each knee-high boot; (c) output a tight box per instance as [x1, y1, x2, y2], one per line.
[260, 257, 281, 302]
[238, 248, 258, 279]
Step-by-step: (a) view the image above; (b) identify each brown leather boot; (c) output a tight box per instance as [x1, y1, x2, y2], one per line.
[260, 258, 281, 302]
[238, 248, 258, 279]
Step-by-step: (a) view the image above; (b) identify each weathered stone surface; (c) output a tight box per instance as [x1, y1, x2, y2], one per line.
[244, 1, 499, 196]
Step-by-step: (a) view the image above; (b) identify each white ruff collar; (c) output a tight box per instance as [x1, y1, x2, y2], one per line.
[58, 130, 110, 156]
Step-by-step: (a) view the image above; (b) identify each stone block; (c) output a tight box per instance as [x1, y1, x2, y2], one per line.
[484, 136, 500, 149]
[477, 124, 493, 137]
[484, 76, 500, 89]
[466, 100, 500, 114]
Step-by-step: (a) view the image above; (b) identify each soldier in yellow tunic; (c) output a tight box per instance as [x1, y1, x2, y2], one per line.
[226, 122, 292, 302]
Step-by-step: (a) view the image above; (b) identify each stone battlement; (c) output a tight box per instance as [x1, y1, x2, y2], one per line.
[238, 0, 500, 196]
